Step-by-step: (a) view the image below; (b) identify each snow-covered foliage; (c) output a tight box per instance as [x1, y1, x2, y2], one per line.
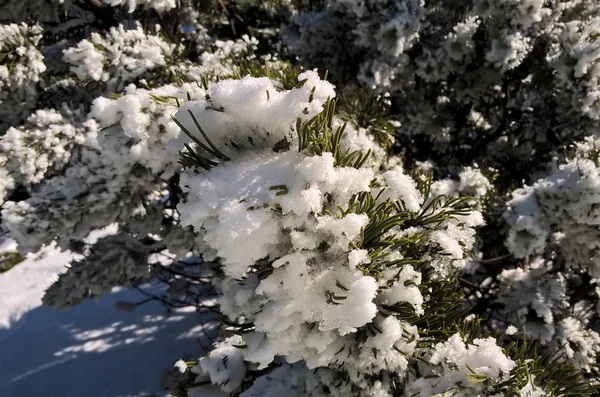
[1, 82, 204, 254]
[555, 316, 600, 373]
[0, 23, 46, 132]
[0, 0, 179, 24]
[2, 0, 600, 396]
[406, 332, 516, 396]
[100, 0, 178, 13]
[505, 137, 600, 276]
[172, 74, 478, 395]
[63, 23, 178, 93]
[0, 107, 96, 204]
[284, 0, 600, 187]
[430, 165, 493, 210]
[168, 72, 586, 397]
[195, 35, 261, 78]
[496, 258, 568, 343]
[283, 0, 422, 88]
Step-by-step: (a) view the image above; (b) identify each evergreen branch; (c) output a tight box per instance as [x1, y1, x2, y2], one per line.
[296, 98, 371, 168]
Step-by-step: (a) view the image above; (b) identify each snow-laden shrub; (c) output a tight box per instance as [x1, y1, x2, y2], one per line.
[282, 0, 422, 88]
[63, 23, 179, 93]
[496, 257, 568, 343]
[550, 13, 600, 121]
[505, 137, 600, 276]
[100, 0, 178, 13]
[0, 0, 177, 23]
[0, 23, 46, 133]
[0, 20, 302, 305]
[430, 165, 493, 210]
[173, 72, 461, 395]
[0, 107, 97, 204]
[163, 72, 591, 397]
[195, 35, 261, 78]
[496, 137, 600, 373]
[0, 23, 301, 255]
[1, 82, 204, 254]
[0, 1, 598, 396]
[555, 316, 600, 374]
[406, 332, 516, 396]
[283, 0, 600, 188]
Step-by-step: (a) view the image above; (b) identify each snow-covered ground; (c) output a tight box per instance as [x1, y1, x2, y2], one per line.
[0, 243, 215, 397]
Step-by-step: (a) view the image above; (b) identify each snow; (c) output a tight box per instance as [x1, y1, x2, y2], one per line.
[407, 333, 516, 396]
[378, 265, 424, 315]
[171, 71, 335, 158]
[0, 244, 214, 397]
[0, 244, 74, 330]
[382, 168, 423, 212]
[196, 335, 247, 393]
[0, 237, 17, 255]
